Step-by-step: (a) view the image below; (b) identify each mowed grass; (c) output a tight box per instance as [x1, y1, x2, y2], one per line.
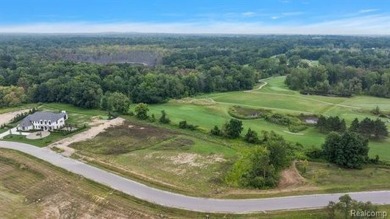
[40, 103, 106, 125]
[149, 76, 390, 161]
[2, 132, 70, 147]
[297, 161, 390, 193]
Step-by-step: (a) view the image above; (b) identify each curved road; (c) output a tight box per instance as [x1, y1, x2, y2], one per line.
[1, 141, 389, 214]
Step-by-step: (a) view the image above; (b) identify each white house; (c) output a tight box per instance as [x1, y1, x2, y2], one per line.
[17, 111, 68, 131]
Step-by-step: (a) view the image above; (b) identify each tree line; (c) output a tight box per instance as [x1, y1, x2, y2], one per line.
[285, 65, 390, 98]
[1, 35, 390, 110]
[316, 115, 388, 139]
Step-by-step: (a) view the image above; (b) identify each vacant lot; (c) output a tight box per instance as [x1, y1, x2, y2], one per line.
[0, 149, 170, 218]
[149, 76, 390, 161]
[296, 161, 390, 193]
[1, 149, 390, 219]
[71, 120, 238, 197]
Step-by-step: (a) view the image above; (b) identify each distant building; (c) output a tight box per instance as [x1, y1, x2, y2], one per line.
[17, 111, 68, 131]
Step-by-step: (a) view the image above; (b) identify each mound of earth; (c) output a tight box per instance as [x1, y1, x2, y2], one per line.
[278, 161, 307, 189]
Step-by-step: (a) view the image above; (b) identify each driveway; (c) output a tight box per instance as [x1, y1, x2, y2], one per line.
[0, 141, 389, 213]
[0, 127, 30, 139]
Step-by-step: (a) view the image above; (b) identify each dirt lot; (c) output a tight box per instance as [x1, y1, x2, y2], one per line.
[278, 161, 307, 189]
[48, 117, 125, 156]
[0, 109, 30, 126]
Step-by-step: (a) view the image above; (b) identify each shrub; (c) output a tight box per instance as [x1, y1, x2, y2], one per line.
[210, 125, 223, 136]
[288, 124, 308, 133]
[179, 120, 187, 129]
[159, 110, 171, 124]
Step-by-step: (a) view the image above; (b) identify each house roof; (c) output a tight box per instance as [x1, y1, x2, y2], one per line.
[19, 111, 67, 128]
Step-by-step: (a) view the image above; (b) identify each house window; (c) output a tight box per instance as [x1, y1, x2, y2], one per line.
[40, 120, 43, 124]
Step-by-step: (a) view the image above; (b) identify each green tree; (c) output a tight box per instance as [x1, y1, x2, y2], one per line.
[244, 128, 259, 144]
[223, 119, 243, 139]
[373, 119, 388, 139]
[349, 118, 360, 133]
[134, 103, 149, 120]
[101, 92, 131, 114]
[226, 147, 278, 189]
[327, 194, 379, 219]
[70, 81, 103, 109]
[322, 132, 369, 169]
[266, 138, 293, 171]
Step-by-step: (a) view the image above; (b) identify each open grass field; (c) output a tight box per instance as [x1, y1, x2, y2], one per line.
[297, 161, 390, 193]
[70, 120, 239, 197]
[148, 76, 390, 161]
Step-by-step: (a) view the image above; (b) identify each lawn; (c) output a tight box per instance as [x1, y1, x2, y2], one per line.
[149, 76, 390, 161]
[40, 103, 106, 125]
[1, 131, 86, 147]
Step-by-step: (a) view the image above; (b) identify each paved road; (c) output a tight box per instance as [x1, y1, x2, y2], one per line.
[0, 141, 389, 214]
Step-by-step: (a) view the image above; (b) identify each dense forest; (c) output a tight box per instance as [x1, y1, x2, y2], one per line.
[0, 34, 390, 109]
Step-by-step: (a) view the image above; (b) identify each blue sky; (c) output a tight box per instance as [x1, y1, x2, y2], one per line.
[0, 0, 389, 34]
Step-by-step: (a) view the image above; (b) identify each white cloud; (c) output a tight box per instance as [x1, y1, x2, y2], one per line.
[282, 11, 304, 16]
[0, 14, 390, 35]
[242, 12, 256, 17]
[358, 9, 379, 14]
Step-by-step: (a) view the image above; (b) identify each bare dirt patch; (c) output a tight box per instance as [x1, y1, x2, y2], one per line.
[166, 153, 226, 168]
[70, 121, 175, 156]
[49, 117, 125, 156]
[278, 161, 307, 189]
[0, 109, 30, 126]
